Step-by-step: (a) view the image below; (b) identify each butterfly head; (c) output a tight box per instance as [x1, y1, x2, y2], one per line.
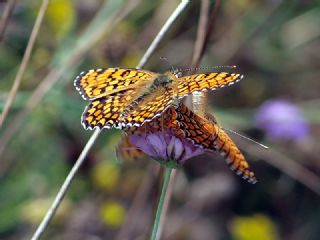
[152, 74, 174, 88]
[172, 68, 183, 78]
[159, 56, 182, 77]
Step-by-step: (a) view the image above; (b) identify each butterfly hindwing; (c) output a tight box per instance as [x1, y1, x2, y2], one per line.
[82, 90, 135, 130]
[116, 134, 147, 162]
[175, 104, 257, 184]
[213, 126, 257, 184]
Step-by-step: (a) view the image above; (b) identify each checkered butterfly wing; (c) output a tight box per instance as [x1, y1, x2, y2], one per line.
[116, 134, 147, 162]
[75, 68, 159, 129]
[81, 90, 136, 130]
[176, 103, 257, 184]
[74, 68, 156, 100]
[175, 72, 243, 98]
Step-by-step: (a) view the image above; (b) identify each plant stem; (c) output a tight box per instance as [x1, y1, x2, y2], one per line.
[0, 0, 48, 128]
[151, 166, 173, 240]
[138, 0, 190, 69]
[29, 0, 190, 238]
[30, 129, 101, 240]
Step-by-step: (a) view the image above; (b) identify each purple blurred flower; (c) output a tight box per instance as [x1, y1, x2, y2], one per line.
[129, 130, 205, 166]
[255, 99, 310, 141]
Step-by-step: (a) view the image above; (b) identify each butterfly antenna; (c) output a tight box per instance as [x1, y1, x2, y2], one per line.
[160, 56, 179, 75]
[180, 65, 237, 73]
[222, 127, 269, 150]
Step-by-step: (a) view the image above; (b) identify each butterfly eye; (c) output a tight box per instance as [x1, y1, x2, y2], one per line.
[173, 69, 182, 78]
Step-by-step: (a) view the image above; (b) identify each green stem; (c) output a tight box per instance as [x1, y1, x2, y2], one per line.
[151, 166, 173, 240]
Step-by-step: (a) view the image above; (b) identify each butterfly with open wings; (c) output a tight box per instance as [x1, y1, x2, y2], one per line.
[74, 68, 243, 130]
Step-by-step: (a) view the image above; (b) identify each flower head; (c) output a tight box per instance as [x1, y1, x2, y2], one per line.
[255, 99, 310, 141]
[123, 107, 205, 167]
[129, 130, 205, 167]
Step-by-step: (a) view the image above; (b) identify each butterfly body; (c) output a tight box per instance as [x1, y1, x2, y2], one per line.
[75, 68, 243, 130]
[120, 72, 176, 119]
[151, 72, 175, 88]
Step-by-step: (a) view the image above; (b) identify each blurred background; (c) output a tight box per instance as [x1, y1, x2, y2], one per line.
[1, 0, 320, 239]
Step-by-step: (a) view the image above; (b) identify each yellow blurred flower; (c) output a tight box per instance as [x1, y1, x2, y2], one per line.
[91, 161, 120, 191]
[230, 214, 279, 240]
[45, 0, 75, 39]
[100, 201, 126, 228]
[21, 198, 71, 225]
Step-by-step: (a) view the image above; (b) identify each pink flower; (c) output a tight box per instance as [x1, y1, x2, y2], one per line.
[129, 130, 205, 166]
[255, 99, 310, 141]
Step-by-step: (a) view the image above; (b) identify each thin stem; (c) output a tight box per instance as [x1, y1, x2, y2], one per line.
[155, 169, 176, 240]
[0, 0, 135, 169]
[0, 0, 16, 41]
[29, 1, 190, 239]
[0, 0, 48, 128]
[190, 0, 221, 115]
[30, 129, 101, 240]
[151, 167, 173, 240]
[191, 0, 210, 67]
[138, 0, 190, 69]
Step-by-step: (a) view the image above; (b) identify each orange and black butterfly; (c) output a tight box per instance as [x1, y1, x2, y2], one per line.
[117, 103, 257, 184]
[74, 68, 243, 130]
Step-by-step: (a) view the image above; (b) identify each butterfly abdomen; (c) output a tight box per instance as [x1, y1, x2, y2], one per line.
[120, 75, 172, 120]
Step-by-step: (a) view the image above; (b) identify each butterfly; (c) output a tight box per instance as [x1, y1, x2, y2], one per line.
[74, 68, 243, 130]
[117, 103, 257, 184]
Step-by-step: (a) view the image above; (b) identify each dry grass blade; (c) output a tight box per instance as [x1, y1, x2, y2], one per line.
[189, 0, 211, 112]
[190, 0, 221, 116]
[0, 0, 48, 128]
[0, 0, 139, 167]
[0, 0, 16, 41]
[191, 0, 210, 67]
[138, 0, 190, 69]
[30, 129, 101, 240]
[241, 142, 320, 196]
[191, 0, 221, 68]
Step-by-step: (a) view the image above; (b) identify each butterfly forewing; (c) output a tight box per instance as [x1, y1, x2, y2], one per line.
[74, 68, 156, 100]
[175, 72, 243, 98]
